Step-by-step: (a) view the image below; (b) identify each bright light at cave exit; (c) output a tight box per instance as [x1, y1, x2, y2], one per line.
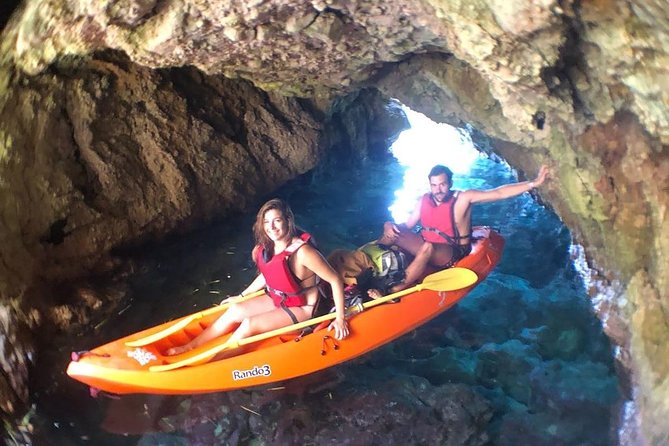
[388, 106, 480, 222]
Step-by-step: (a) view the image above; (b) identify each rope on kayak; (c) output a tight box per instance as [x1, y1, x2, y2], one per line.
[320, 335, 339, 356]
[70, 351, 111, 361]
[293, 327, 313, 342]
[293, 318, 331, 342]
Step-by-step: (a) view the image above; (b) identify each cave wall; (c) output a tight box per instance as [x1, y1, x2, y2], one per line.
[0, 52, 405, 299]
[0, 0, 668, 443]
[0, 53, 329, 317]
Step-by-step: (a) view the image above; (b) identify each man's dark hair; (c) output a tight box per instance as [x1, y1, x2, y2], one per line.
[428, 165, 453, 184]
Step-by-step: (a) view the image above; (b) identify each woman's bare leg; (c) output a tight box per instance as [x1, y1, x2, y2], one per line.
[166, 296, 275, 355]
[225, 306, 304, 344]
[210, 305, 314, 360]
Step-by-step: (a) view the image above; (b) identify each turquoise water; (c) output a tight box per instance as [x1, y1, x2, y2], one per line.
[32, 115, 620, 445]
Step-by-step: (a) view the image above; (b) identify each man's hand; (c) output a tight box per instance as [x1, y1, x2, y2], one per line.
[382, 221, 400, 243]
[533, 165, 550, 187]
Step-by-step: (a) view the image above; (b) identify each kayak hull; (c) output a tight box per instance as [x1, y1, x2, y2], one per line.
[66, 227, 504, 394]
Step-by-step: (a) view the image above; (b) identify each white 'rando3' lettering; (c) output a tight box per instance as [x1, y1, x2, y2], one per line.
[232, 364, 272, 381]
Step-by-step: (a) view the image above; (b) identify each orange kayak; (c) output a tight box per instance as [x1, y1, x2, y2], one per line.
[66, 227, 504, 395]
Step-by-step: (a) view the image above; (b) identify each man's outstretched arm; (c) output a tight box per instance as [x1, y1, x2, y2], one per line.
[465, 165, 549, 204]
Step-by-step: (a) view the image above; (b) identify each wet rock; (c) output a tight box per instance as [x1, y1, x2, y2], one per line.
[528, 360, 619, 415]
[475, 340, 541, 405]
[0, 305, 34, 442]
[497, 409, 613, 446]
[303, 376, 492, 446]
[399, 346, 479, 386]
[154, 375, 493, 445]
[520, 325, 585, 361]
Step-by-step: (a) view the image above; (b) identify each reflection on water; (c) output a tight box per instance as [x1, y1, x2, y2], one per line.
[32, 111, 620, 445]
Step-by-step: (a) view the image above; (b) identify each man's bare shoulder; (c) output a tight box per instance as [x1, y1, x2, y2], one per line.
[457, 189, 477, 201]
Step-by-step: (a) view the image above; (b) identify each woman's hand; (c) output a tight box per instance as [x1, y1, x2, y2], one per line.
[219, 294, 243, 305]
[328, 316, 349, 340]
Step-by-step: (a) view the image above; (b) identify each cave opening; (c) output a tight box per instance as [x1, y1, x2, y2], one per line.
[386, 106, 479, 221]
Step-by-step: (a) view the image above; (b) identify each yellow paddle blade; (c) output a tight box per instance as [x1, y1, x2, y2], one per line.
[360, 267, 478, 309]
[419, 267, 478, 292]
[125, 290, 265, 347]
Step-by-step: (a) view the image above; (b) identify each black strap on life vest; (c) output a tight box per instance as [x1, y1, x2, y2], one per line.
[265, 282, 320, 307]
[421, 226, 471, 246]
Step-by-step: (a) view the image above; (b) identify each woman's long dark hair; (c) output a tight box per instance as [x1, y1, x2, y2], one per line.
[253, 199, 300, 260]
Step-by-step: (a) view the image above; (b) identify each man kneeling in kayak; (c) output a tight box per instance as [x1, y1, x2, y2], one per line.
[166, 199, 348, 356]
[382, 164, 550, 292]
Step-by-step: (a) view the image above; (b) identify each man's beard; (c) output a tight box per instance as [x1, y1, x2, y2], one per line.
[433, 193, 446, 203]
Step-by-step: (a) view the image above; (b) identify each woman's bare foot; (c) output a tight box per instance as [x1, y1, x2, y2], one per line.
[165, 344, 193, 356]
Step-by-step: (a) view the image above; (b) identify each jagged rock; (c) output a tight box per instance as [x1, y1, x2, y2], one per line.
[0, 304, 33, 436]
[528, 359, 619, 414]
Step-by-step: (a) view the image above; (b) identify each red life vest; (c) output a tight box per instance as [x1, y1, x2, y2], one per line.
[255, 233, 311, 308]
[419, 192, 460, 244]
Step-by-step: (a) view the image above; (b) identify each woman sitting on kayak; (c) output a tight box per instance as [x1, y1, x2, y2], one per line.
[166, 198, 349, 355]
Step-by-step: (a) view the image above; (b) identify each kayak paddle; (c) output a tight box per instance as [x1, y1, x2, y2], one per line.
[149, 267, 478, 372]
